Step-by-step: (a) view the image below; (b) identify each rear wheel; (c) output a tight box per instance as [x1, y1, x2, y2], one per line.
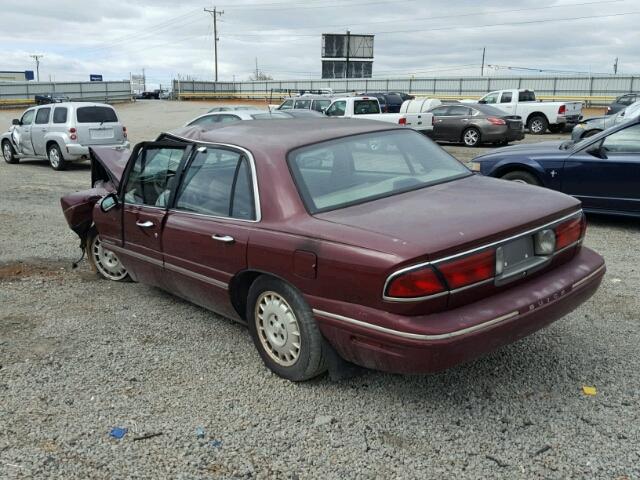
[2, 140, 18, 164]
[527, 115, 548, 135]
[548, 124, 563, 133]
[462, 127, 481, 147]
[86, 229, 130, 281]
[501, 170, 541, 186]
[47, 143, 66, 171]
[247, 276, 327, 381]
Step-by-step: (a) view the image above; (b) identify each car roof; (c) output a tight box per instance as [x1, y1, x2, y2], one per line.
[166, 118, 401, 153]
[30, 102, 114, 109]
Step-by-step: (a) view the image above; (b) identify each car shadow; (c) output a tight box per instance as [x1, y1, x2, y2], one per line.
[586, 212, 640, 231]
[12, 158, 91, 171]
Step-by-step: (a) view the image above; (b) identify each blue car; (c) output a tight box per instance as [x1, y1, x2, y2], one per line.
[470, 117, 640, 217]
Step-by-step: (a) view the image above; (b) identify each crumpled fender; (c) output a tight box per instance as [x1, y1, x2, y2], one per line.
[60, 184, 113, 243]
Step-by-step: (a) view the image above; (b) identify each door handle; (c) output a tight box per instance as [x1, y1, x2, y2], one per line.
[211, 234, 235, 243]
[136, 220, 154, 228]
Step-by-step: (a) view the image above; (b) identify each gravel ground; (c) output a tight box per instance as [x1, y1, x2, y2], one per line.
[0, 101, 638, 479]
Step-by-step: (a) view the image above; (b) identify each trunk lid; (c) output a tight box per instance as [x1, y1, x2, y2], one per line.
[315, 174, 580, 260]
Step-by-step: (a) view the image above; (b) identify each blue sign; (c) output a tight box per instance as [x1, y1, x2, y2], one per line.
[24, 70, 35, 80]
[90, 74, 103, 82]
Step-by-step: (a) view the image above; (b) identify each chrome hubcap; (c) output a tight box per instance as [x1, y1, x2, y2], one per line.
[255, 291, 301, 366]
[92, 235, 128, 281]
[3, 143, 11, 161]
[464, 130, 479, 145]
[531, 120, 543, 133]
[49, 148, 60, 167]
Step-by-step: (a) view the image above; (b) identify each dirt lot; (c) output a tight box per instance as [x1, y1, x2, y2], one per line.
[0, 100, 638, 479]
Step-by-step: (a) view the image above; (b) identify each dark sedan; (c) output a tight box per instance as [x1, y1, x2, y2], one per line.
[428, 104, 524, 147]
[60, 119, 604, 381]
[471, 117, 640, 217]
[606, 93, 638, 115]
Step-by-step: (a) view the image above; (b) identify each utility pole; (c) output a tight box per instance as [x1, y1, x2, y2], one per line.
[255, 57, 259, 79]
[204, 6, 224, 82]
[613, 57, 619, 75]
[345, 30, 351, 80]
[480, 47, 486, 77]
[30, 54, 43, 81]
[142, 68, 146, 91]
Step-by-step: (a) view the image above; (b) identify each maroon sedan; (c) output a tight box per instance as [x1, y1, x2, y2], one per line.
[60, 119, 605, 381]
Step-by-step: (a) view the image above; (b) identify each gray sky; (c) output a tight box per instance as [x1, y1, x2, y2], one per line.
[1, 0, 638, 88]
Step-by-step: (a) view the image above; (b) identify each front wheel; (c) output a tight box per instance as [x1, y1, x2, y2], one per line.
[462, 127, 481, 147]
[501, 170, 541, 186]
[86, 230, 131, 281]
[247, 276, 327, 381]
[2, 140, 18, 164]
[48, 143, 66, 171]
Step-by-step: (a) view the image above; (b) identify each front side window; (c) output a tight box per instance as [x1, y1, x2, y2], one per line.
[602, 123, 640, 153]
[288, 130, 470, 213]
[354, 100, 380, 115]
[217, 114, 241, 124]
[174, 148, 255, 220]
[124, 147, 185, 206]
[279, 100, 294, 110]
[312, 100, 331, 112]
[53, 107, 68, 124]
[76, 106, 118, 123]
[35, 108, 51, 124]
[482, 92, 499, 104]
[325, 100, 346, 116]
[430, 106, 449, 116]
[20, 109, 35, 125]
[188, 115, 220, 126]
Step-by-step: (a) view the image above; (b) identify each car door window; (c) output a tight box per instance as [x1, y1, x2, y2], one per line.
[217, 114, 241, 124]
[602, 123, 640, 153]
[279, 100, 294, 110]
[447, 106, 472, 116]
[482, 92, 499, 104]
[52, 107, 68, 124]
[174, 148, 256, 220]
[430, 106, 449, 116]
[294, 99, 311, 109]
[20, 110, 35, 125]
[325, 100, 346, 116]
[312, 100, 331, 112]
[189, 115, 220, 126]
[35, 108, 51, 125]
[618, 95, 634, 106]
[124, 147, 185, 206]
[500, 92, 512, 103]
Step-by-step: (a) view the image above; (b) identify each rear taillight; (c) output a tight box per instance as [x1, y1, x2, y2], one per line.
[398, 117, 407, 125]
[438, 250, 495, 290]
[69, 127, 77, 140]
[487, 116, 506, 125]
[555, 215, 586, 250]
[123, 126, 127, 138]
[385, 266, 445, 298]
[558, 105, 566, 115]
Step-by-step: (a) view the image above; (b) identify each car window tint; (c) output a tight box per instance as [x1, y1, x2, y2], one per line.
[124, 147, 184, 206]
[518, 91, 536, 102]
[430, 106, 449, 116]
[354, 100, 380, 114]
[76, 106, 118, 123]
[312, 100, 331, 112]
[447, 106, 471, 116]
[289, 130, 470, 213]
[482, 93, 499, 104]
[217, 114, 241, 124]
[294, 100, 311, 109]
[619, 95, 635, 106]
[279, 100, 294, 110]
[189, 115, 220, 126]
[175, 149, 255, 220]
[35, 108, 51, 124]
[500, 92, 512, 103]
[21, 110, 35, 125]
[52, 107, 68, 124]
[602, 123, 640, 153]
[325, 100, 346, 116]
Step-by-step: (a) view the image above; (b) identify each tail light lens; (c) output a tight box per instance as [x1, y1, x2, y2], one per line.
[487, 116, 506, 125]
[123, 126, 127, 138]
[555, 215, 586, 250]
[398, 117, 407, 125]
[69, 127, 77, 140]
[385, 266, 445, 298]
[558, 105, 566, 115]
[438, 250, 495, 290]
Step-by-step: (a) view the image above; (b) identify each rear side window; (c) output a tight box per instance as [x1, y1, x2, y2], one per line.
[500, 92, 512, 103]
[188, 115, 219, 126]
[312, 100, 331, 112]
[175, 148, 255, 220]
[294, 100, 312, 109]
[35, 108, 51, 124]
[325, 100, 346, 116]
[518, 91, 536, 102]
[76, 106, 118, 123]
[447, 106, 472, 116]
[354, 100, 380, 115]
[53, 107, 68, 124]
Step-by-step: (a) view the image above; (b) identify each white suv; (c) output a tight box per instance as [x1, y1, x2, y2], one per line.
[1, 102, 130, 170]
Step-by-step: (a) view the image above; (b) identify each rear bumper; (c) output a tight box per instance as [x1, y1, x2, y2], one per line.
[557, 114, 581, 126]
[482, 126, 525, 142]
[65, 141, 130, 160]
[312, 247, 605, 374]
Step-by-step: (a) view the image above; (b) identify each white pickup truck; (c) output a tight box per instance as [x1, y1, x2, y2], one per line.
[466, 89, 582, 134]
[324, 96, 433, 133]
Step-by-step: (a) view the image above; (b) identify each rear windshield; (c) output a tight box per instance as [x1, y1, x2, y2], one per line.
[76, 106, 118, 123]
[518, 91, 536, 102]
[354, 100, 381, 114]
[288, 130, 470, 213]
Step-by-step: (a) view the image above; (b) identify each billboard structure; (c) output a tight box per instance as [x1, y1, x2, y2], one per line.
[321, 33, 374, 79]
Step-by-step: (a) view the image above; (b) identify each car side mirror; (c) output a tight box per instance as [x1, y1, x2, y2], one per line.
[100, 193, 119, 213]
[478, 99, 486, 104]
[586, 143, 607, 159]
[12, 119, 20, 125]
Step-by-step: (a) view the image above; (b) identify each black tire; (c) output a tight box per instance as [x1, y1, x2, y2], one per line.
[86, 229, 131, 282]
[583, 129, 601, 138]
[527, 115, 548, 135]
[501, 170, 541, 186]
[462, 127, 481, 147]
[247, 276, 327, 381]
[548, 124, 563, 134]
[2, 140, 18, 164]
[47, 143, 66, 171]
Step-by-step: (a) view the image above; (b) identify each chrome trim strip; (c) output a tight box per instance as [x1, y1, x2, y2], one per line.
[164, 262, 229, 290]
[572, 264, 605, 289]
[312, 309, 520, 341]
[383, 210, 583, 302]
[107, 244, 164, 267]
